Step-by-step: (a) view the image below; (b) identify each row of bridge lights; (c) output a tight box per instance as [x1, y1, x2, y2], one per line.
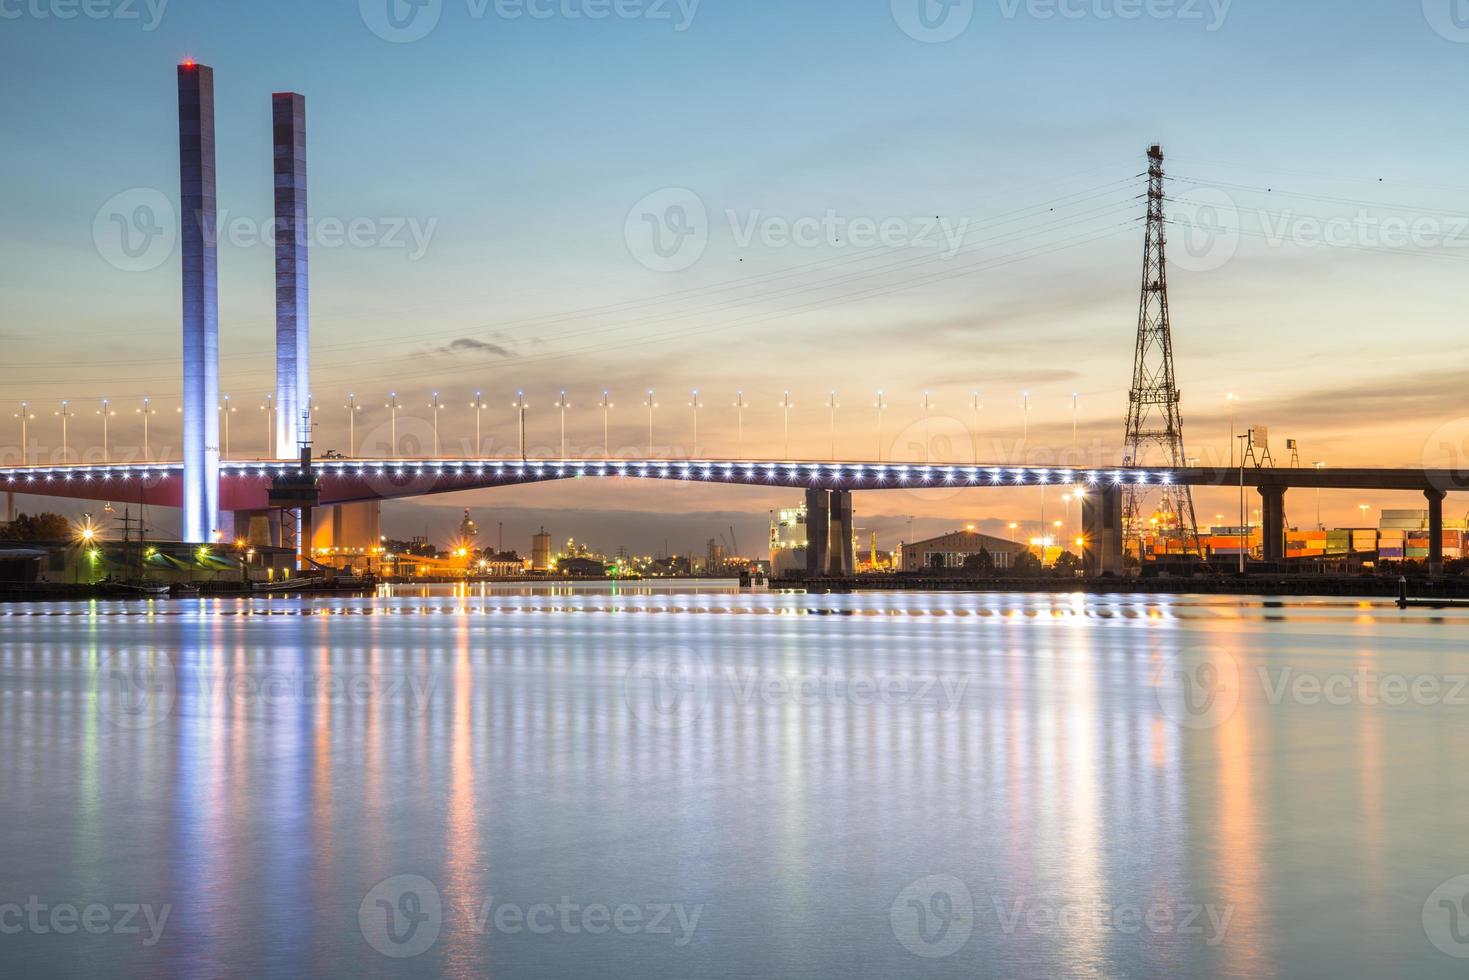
[10, 390, 1088, 465]
[0, 460, 1172, 493]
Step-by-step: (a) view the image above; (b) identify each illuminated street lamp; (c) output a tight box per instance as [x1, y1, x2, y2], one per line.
[645, 390, 658, 457]
[874, 390, 886, 462]
[138, 396, 156, 461]
[513, 391, 528, 461]
[601, 391, 613, 458]
[1359, 503, 1371, 526]
[733, 390, 746, 457]
[429, 391, 443, 457]
[689, 389, 702, 459]
[1226, 393, 1240, 467]
[555, 390, 570, 458]
[385, 392, 400, 459]
[779, 391, 793, 459]
[921, 391, 933, 463]
[1071, 391, 1079, 455]
[14, 401, 34, 466]
[971, 391, 983, 464]
[1021, 390, 1031, 459]
[827, 391, 839, 461]
[259, 394, 274, 458]
[1313, 461, 1326, 529]
[56, 400, 73, 463]
[468, 391, 483, 457]
[347, 393, 362, 458]
[219, 394, 234, 459]
[97, 398, 115, 464]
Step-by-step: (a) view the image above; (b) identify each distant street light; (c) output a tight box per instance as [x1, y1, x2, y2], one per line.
[921, 391, 933, 463]
[1359, 502, 1371, 526]
[1314, 461, 1326, 529]
[874, 390, 886, 462]
[345, 394, 362, 459]
[139, 396, 156, 462]
[689, 389, 702, 459]
[1021, 390, 1030, 460]
[1071, 391, 1079, 456]
[733, 390, 746, 458]
[1226, 393, 1240, 468]
[645, 390, 658, 457]
[827, 391, 839, 461]
[513, 391, 528, 461]
[971, 390, 983, 464]
[601, 391, 613, 458]
[779, 391, 793, 459]
[260, 394, 274, 458]
[219, 394, 234, 459]
[14, 401, 34, 466]
[556, 390, 570, 458]
[429, 391, 443, 457]
[56, 401, 72, 463]
[468, 391, 484, 457]
[386, 393, 400, 460]
[97, 398, 114, 464]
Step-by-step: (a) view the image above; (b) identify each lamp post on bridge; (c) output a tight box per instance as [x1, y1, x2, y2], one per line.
[469, 391, 484, 457]
[219, 394, 234, 459]
[645, 390, 658, 458]
[1021, 391, 1030, 462]
[1313, 461, 1325, 529]
[429, 391, 443, 457]
[779, 390, 793, 460]
[971, 391, 982, 464]
[97, 398, 114, 464]
[827, 391, 839, 461]
[14, 402, 35, 466]
[1226, 393, 1240, 468]
[874, 390, 885, 462]
[555, 390, 570, 459]
[56, 401, 73, 463]
[921, 391, 933, 464]
[601, 391, 612, 458]
[260, 394, 274, 459]
[514, 391, 528, 461]
[386, 393, 400, 460]
[689, 389, 702, 459]
[733, 390, 745, 458]
[139, 396, 156, 462]
[347, 394, 361, 458]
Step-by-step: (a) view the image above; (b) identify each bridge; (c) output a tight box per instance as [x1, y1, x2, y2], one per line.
[8, 63, 1466, 580]
[6, 458, 1466, 576]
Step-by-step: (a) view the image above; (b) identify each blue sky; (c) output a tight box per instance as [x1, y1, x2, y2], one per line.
[3, 0, 1468, 549]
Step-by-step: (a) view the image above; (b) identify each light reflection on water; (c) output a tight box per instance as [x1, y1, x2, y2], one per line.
[0, 587, 1467, 978]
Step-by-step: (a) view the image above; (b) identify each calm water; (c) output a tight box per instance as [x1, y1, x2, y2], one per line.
[2, 585, 1468, 978]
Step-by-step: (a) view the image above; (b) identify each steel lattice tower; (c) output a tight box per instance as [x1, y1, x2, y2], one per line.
[1123, 145, 1201, 557]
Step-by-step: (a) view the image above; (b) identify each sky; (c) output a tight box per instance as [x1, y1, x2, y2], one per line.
[2, 0, 1469, 553]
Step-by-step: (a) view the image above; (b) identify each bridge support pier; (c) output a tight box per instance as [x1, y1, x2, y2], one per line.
[1082, 484, 1123, 576]
[805, 487, 830, 577]
[1426, 488, 1446, 577]
[1259, 486, 1287, 562]
[5, 491, 13, 525]
[827, 490, 854, 576]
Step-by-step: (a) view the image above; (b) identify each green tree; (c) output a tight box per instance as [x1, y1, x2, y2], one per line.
[1053, 551, 1082, 576]
[963, 547, 995, 575]
[1012, 550, 1043, 576]
[2, 512, 74, 541]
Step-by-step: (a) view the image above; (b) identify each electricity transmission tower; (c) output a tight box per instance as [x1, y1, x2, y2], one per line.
[1123, 144, 1202, 558]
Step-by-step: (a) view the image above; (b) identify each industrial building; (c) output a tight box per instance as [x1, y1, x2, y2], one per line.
[901, 530, 1030, 571]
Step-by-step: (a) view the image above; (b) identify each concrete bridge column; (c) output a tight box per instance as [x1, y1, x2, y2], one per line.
[1259, 486, 1287, 562]
[805, 488, 830, 577]
[828, 490, 854, 576]
[1082, 484, 1123, 576]
[1426, 488, 1446, 577]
